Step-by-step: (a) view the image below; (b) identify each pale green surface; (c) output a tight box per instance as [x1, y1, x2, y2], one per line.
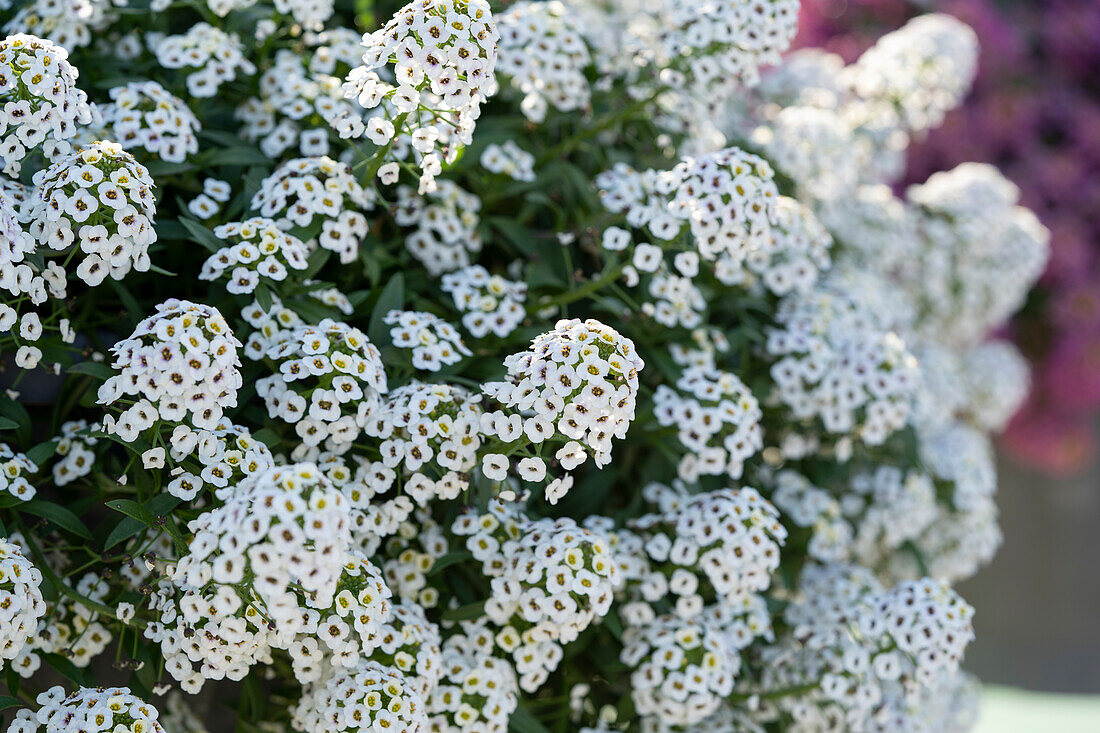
[977, 686, 1100, 732]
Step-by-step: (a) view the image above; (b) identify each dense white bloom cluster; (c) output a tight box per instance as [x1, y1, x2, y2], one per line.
[496, 1, 590, 123]
[0, 537, 44, 663]
[959, 340, 1030, 432]
[622, 611, 741, 727]
[26, 140, 156, 286]
[632, 485, 786, 606]
[384, 310, 472, 371]
[843, 13, 978, 136]
[0, 34, 92, 174]
[750, 196, 832, 295]
[766, 285, 919, 447]
[906, 163, 1051, 347]
[101, 81, 201, 163]
[484, 515, 616, 643]
[441, 265, 527, 338]
[0, 442, 37, 500]
[653, 368, 763, 482]
[394, 180, 483, 275]
[363, 382, 482, 503]
[426, 622, 519, 733]
[250, 156, 375, 264]
[343, 0, 500, 189]
[153, 23, 256, 98]
[598, 148, 779, 285]
[480, 141, 536, 182]
[7, 686, 165, 733]
[50, 419, 97, 486]
[288, 551, 395, 682]
[98, 299, 242, 435]
[483, 318, 643, 470]
[200, 217, 310, 295]
[0, 0, 1047, 728]
[256, 319, 387, 454]
[293, 659, 427, 732]
[237, 49, 362, 159]
[3, 0, 120, 51]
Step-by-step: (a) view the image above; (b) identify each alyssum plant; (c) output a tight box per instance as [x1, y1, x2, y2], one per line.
[0, 1, 1047, 731]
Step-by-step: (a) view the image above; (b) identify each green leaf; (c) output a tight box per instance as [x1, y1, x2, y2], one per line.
[301, 247, 332, 281]
[67, 361, 115, 381]
[104, 517, 146, 551]
[368, 273, 404, 345]
[20, 500, 92, 539]
[0, 416, 18, 431]
[0, 695, 21, 712]
[254, 283, 274, 312]
[41, 653, 92, 687]
[509, 705, 553, 733]
[427, 551, 472, 576]
[24, 439, 58, 466]
[441, 600, 485, 622]
[108, 498, 155, 525]
[178, 217, 225, 253]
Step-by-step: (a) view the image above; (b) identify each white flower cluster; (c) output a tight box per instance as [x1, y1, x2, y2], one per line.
[907, 163, 1051, 347]
[0, 34, 92, 174]
[394, 180, 483, 276]
[440, 265, 527, 339]
[385, 310, 472, 372]
[3, 0, 120, 51]
[426, 622, 519, 733]
[147, 463, 352, 691]
[769, 470, 851, 564]
[159, 419, 276, 501]
[363, 382, 482, 504]
[454, 505, 617, 691]
[256, 319, 387, 454]
[288, 551, 395, 683]
[98, 299, 242, 435]
[12, 571, 113, 677]
[482, 318, 643, 470]
[773, 563, 975, 731]
[7, 686, 165, 733]
[26, 140, 157, 286]
[236, 49, 362, 159]
[842, 13, 979, 136]
[250, 156, 375, 264]
[653, 367, 763, 483]
[496, 1, 590, 123]
[101, 81, 201, 163]
[153, 23, 256, 98]
[292, 659, 428, 732]
[0, 537, 44, 663]
[621, 611, 741, 728]
[597, 148, 780, 286]
[50, 419, 97, 486]
[343, 0, 500, 190]
[200, 217, 310, 295]
[480, 140, 536, 182]
[749, 196, 832, 295]
[0, 442, 37, 501]
[765, 285, 919, 447]
[631, 485, 786, 608]
[314, 453, 413, 550]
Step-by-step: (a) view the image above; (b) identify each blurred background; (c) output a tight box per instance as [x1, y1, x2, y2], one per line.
[795, 0, 1100, 726]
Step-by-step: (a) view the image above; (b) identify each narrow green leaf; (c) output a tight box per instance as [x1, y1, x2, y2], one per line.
[509, 705, 553, 733]
[67, 361, 115, 380]
[178, 217, 225, 253]
[20, 500, 92, 539]
[0, 416, 18, 430]
[368, 273, 404, 345]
